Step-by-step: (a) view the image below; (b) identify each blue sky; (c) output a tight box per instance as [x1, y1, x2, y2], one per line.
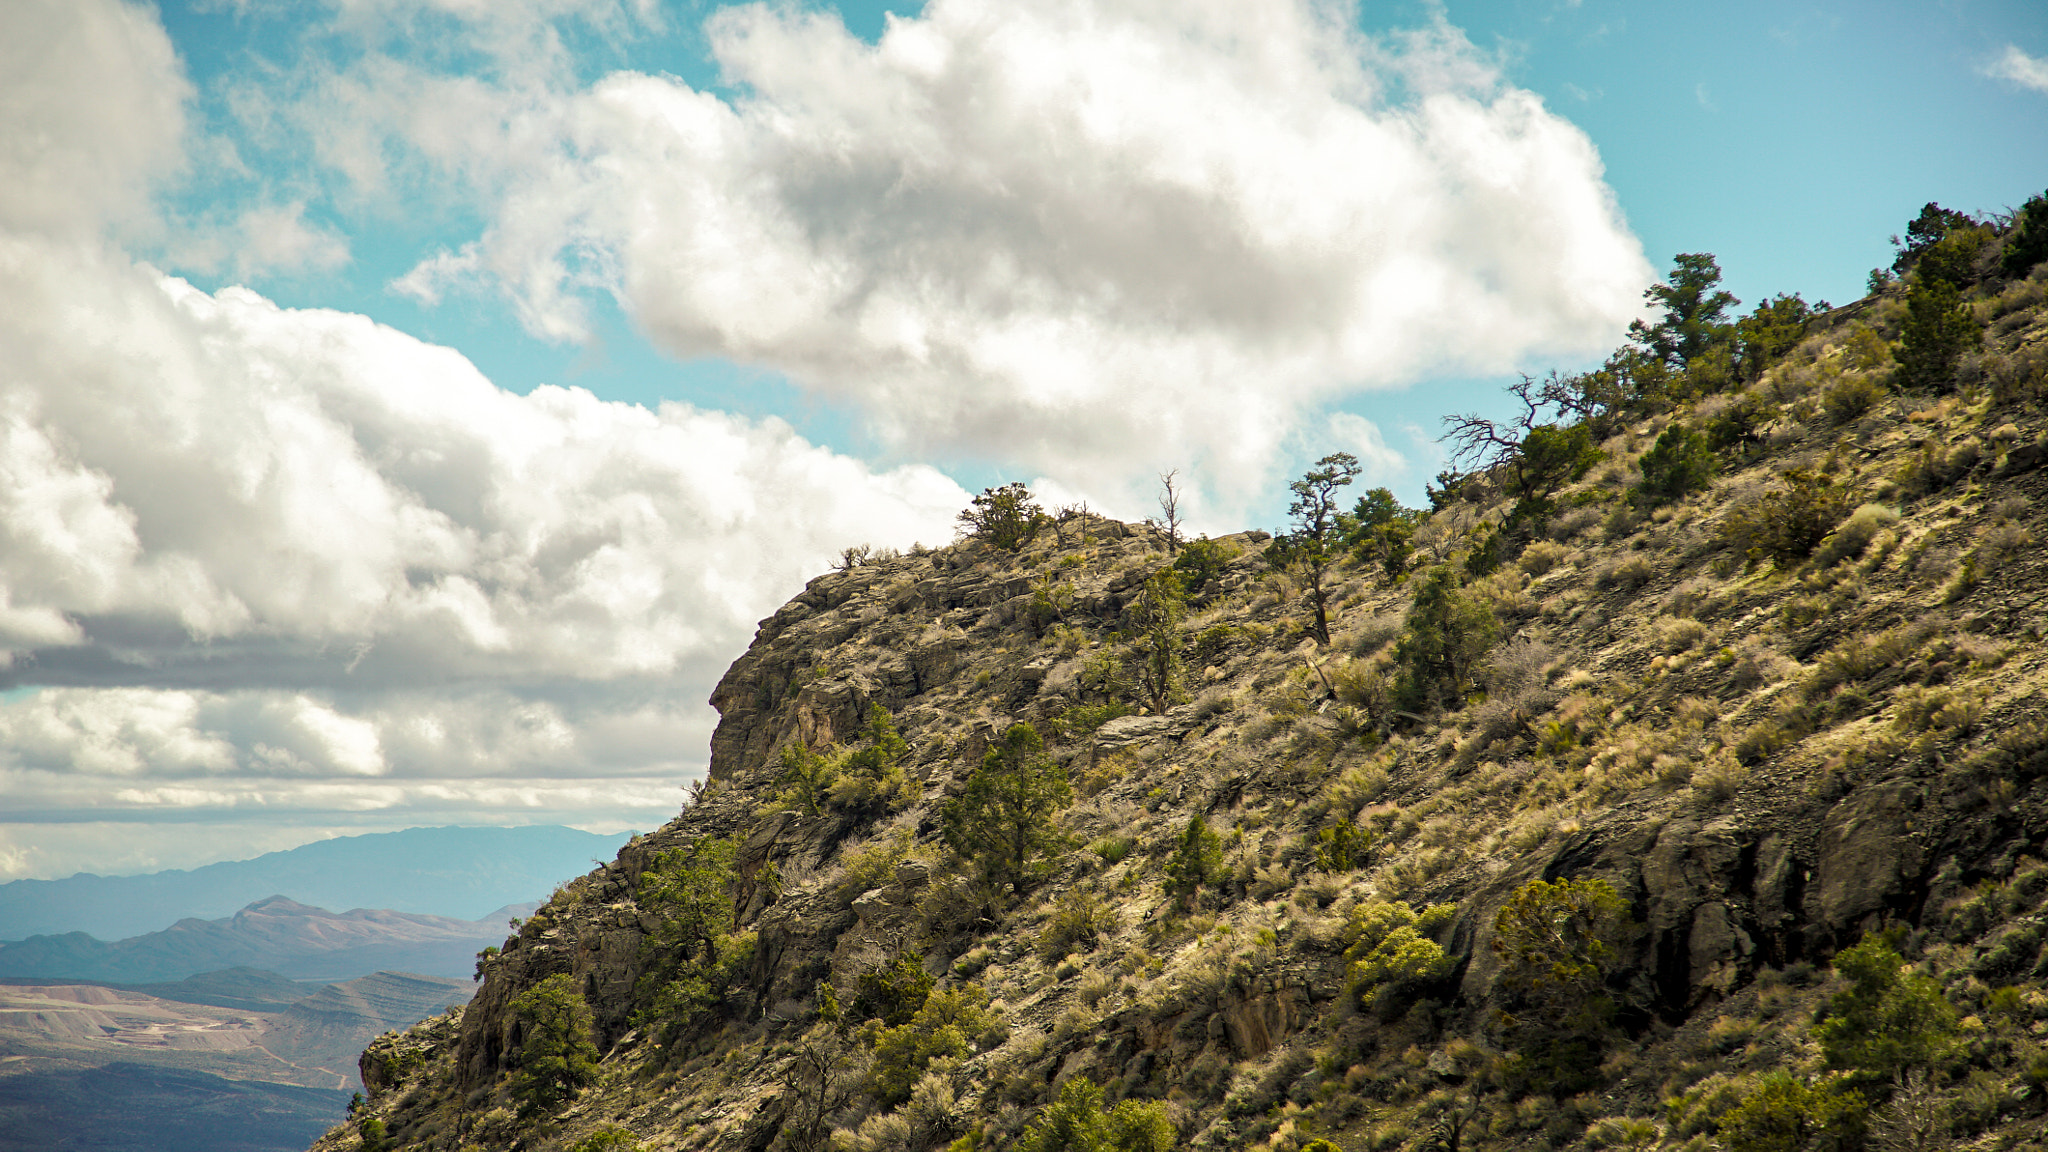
[0, 0, 2041, 881]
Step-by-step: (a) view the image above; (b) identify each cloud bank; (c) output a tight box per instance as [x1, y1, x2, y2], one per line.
[0, 0, 1654, 878]
[365, 0, 1651, 510]
[0, 0, 965, 880]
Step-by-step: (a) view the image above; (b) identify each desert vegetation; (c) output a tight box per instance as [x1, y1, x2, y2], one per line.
[327, 194, 2048, 1152]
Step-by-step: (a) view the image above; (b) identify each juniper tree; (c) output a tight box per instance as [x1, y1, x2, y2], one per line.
[1266, 452, 1360, 646]
[957, 482, 1046, 551]
[1629, 252, 1739, 368]
[942, 722, 1071, 895]
[510, 973, 601, 1114]
[1130, 567, 1187, 714]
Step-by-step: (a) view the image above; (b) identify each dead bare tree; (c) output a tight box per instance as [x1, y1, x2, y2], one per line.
[1154, 469, 1185, 555]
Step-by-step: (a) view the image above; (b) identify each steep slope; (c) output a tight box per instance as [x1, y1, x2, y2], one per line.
[0, 826, 629, 941]
[322, 231, 2048, 1152]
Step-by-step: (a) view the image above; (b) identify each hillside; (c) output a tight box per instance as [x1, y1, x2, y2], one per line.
[0, 897, 534, 984]
[321, 204, 2048, 1152]
[0, 826, 630, 942]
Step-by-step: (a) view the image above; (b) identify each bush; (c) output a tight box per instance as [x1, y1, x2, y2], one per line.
[958, 482, 1048, 550]
[771, 706, 915, 820]
[1038, 889, 1118, 960]
[865, 985, 1000, 1108]
[1171, 535, 1239, 595]
[851, 952, 936, 1027]
[1812, 932, 1958, 1082]
[1162, 815, 1225, 907]
[1390, 567, 1500, 715]
[1811, 503, 1899, 568]
[1491, 877, 1637, 1090]
[510, 973, 601, 1115]
[1017, 1076, 1176, 1152]
[1716, 1072, 1867, 1152]
[634, 835, 756, 1042]
[1820, 374, 1885, 425]
[1312, 821, 1375, 872]
[1632, 423, 1716, 506]
[1721, 469, 1854, 568]
[1895, 277, 1982, 391]
[568, 1128, 644, 1152]
[2001, 188, 2048, 278]
[1344, 900, 1455, 1014]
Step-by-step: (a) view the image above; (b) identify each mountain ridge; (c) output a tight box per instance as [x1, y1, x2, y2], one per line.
[0, 896, 535, 984]
[0, 825, 630, 942]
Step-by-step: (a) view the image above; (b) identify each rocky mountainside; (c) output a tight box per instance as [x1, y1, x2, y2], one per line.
[323, 210, 2048, 1152]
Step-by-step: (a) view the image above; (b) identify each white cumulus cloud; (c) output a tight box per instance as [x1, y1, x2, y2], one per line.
[0, 0, 971, 876]
[348, 0, 1649, 512]
[1985, 45, 2048, 94]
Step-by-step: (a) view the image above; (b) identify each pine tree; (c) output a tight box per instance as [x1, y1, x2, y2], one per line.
[942, 723, 1071, 894]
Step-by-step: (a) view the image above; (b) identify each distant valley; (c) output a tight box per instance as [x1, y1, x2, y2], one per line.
[0, 967, 471, 1151]
[0, 825, 629, 941]
[0, 825, 611, 1151]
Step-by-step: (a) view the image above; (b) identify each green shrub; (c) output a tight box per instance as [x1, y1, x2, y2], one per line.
[1820, 374, 1885, 425]
[1091, 835, 1135, 865]
[1895, 277, 1982, 391]
[769, 705, 915, 819]
[1810, 503, 1899, 568]
[1017, 1076, 1177, 1152]
[1632, 423, 1716, 506]
[510, 973, 601, 1115]
[958, 482, 1048, 550]
[1344, 900, 1455, 1014]
[1312, 821, 1375, 872]
[1491, 877, 1637, 1091]
[1812, 932, 1958, 1081]
[1716, 1072, 1867, 1152]
[1342, 486, 1421, 580]
[1163, 815, 1225, 907]
[851, 952, 936, 1027]
[942, 722, 1072, 894]
[2001, 188, 2048, 278]
[1129, 568, 1187, 714]
[1171, 535, 1239, 595]
[1038, 889, 1118, 960]
[865, 985, 1000, 1108]
[1391, 567, 1500, 714]
[1721, 469, 1854, 568]
[634, 836, 757, 1043]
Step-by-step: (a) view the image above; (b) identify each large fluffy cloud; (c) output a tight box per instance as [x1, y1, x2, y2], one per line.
[376, 0, 1651, 507]
[0, 0, 968, 880]
[0, 234, 963, 855]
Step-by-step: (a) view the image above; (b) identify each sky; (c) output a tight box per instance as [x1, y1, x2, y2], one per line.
[0, 0, 2042, 883]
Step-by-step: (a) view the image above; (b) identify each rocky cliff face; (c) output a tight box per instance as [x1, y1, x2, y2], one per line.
[321, 271, 2048, 1152]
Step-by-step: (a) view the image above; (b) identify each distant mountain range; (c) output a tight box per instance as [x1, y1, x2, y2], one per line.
[0, 895, 532, 984]
[0, 825, 629, 941]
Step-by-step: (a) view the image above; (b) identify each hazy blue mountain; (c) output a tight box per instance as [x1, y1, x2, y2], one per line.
[0, 825, 629, 941]
[0, 895, 535, 984]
